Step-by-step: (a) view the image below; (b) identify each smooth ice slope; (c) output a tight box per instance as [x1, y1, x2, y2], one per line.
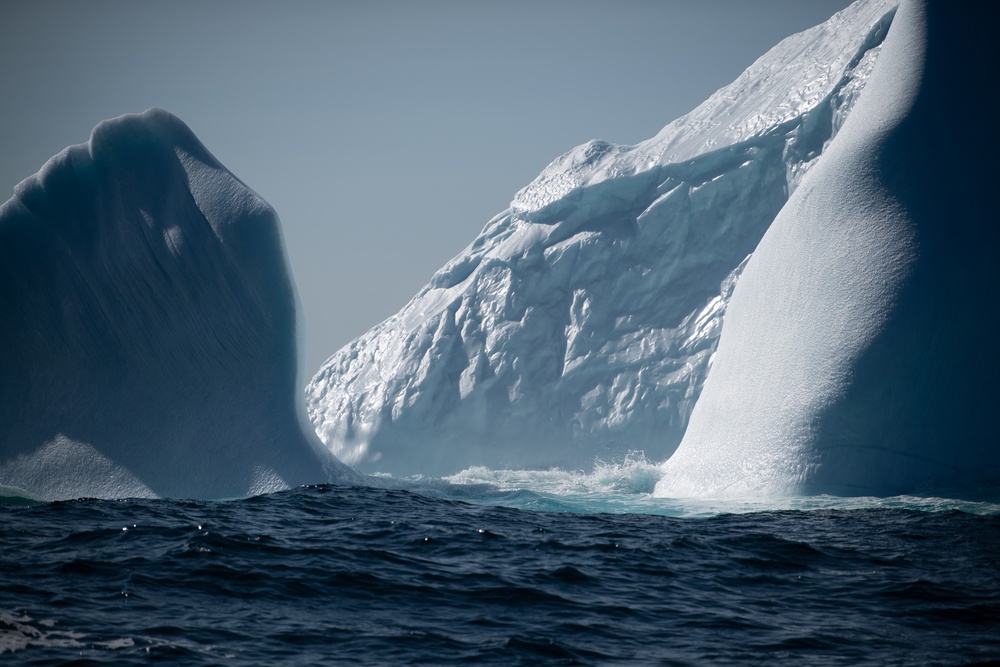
[656, 0, 1000, 498]
[308, 0, 896, 476]
[0, 109, 363, 500]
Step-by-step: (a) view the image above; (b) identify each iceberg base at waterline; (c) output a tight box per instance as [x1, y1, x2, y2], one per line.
[0, 109, 363, 501]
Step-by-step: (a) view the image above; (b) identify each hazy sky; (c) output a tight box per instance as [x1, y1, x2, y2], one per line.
[1, 0, 851, 376]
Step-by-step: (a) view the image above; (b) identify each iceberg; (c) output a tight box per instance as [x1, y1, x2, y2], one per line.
[0, 109, 363, 500]
[307, 0, 897, 476]
[655, 0, 1000, 497]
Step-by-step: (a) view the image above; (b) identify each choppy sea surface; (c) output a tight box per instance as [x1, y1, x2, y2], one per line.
[2, 460, 999, 665]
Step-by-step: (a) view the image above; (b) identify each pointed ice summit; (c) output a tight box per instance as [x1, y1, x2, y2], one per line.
[307, 0, 898, 477]
[0, 109, 363, 500]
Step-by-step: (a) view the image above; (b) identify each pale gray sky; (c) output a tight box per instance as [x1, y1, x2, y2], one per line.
[1, 0, 852, 375]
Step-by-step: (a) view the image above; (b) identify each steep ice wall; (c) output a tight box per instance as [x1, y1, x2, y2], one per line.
[0, 109, 364, 500]
[308, 0, 897, 477]
[656, 0, 1000, 498]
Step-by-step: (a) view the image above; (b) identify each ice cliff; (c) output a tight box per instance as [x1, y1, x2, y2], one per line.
[655, 0, 1000, 497]
[307, 0, 898, 476]
[0, 109, 363, 500]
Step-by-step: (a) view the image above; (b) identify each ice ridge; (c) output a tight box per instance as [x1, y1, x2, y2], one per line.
[307, 0, 897, 477]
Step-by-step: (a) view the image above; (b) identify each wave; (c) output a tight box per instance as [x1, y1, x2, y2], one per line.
[362, 453, 1000, 518]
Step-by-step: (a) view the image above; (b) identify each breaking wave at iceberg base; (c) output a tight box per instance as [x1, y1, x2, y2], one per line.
[367, 453, 1000, 518]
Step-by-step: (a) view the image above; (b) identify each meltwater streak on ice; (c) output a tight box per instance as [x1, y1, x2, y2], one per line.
[306, 0, 898, 478]
[0, 109, 363, 500]
[656, 0, 1000, 498]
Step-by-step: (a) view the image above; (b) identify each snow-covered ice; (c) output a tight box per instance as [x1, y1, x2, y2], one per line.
[0, 109, 363, 500]
[307, 0, 897, 477]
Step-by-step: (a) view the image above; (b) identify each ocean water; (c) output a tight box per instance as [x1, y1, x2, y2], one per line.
[2, 463, 999, 666]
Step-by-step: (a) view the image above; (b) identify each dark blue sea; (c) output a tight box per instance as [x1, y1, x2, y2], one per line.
[3, 465, 999, 665]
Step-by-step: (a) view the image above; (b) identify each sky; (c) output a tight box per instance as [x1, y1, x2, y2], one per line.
[0, 0, 852, 376]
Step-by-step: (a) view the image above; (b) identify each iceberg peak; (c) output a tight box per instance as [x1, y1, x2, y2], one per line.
[0, 108, 363, 500]
[656, 0, 1000, 498]
[307, 0, 898, 477]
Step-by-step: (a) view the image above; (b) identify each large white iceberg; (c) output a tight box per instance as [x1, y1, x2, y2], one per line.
[307, 0, 897, 477]
[0, 109, 363, 500]
[655, 0, 1000, 497]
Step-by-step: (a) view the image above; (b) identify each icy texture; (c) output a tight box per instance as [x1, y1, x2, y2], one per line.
[0, 109, 364, 500]
[656, 0, 1000, 498]
[308, 0, 897, 476]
